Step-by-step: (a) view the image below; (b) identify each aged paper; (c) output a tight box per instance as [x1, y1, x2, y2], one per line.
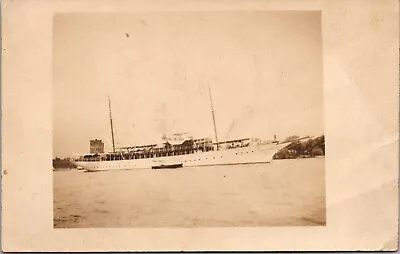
[2, 0, 398, 251]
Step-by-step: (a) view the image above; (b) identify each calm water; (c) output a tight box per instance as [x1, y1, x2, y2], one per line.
[53, 158, 326, 228]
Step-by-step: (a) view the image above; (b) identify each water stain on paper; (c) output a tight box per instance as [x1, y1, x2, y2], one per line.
[370, 12, 384, 32]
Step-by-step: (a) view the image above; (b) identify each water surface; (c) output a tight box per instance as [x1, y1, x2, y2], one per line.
[53, 158, 325, 228]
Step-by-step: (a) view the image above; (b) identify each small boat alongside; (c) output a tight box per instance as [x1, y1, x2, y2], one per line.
[151, 163, 183, 170]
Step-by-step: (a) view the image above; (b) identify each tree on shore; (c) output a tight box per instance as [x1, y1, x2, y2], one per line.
[274, 135, 325, 160]
[53, 157, 76, 169]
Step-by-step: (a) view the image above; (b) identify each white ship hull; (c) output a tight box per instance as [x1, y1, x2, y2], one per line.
[73, 143, 284, 172]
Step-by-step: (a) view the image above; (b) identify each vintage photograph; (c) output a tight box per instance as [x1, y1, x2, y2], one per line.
[53, 11, 325, 228]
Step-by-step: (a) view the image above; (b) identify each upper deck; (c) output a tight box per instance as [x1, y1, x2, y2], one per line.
[74, 137, 261, 162]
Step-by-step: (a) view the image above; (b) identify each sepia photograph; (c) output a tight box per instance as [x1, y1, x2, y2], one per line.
[52, 11, 325, 228]
[2, 0, 398, 251]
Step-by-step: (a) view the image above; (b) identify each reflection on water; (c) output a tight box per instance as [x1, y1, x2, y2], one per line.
[53, 158, 326, 228]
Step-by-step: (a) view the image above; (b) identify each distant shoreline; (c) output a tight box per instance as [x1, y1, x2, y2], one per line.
[273, 135, 325, 160]
[53, 157, 76, 169]
[53, 135, 325, 168]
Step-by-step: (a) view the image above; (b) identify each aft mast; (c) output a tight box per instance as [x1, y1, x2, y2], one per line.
[208, 85, 220, 151]
[108, 96, 116, 153]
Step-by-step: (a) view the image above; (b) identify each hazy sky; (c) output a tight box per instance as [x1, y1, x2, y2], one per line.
[53, 11, 323, 157]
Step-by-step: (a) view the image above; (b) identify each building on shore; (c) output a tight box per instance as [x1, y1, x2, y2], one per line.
[90, 139, 104, 154]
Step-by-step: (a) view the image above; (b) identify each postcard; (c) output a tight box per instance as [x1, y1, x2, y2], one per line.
[2, 0, 398, 251]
